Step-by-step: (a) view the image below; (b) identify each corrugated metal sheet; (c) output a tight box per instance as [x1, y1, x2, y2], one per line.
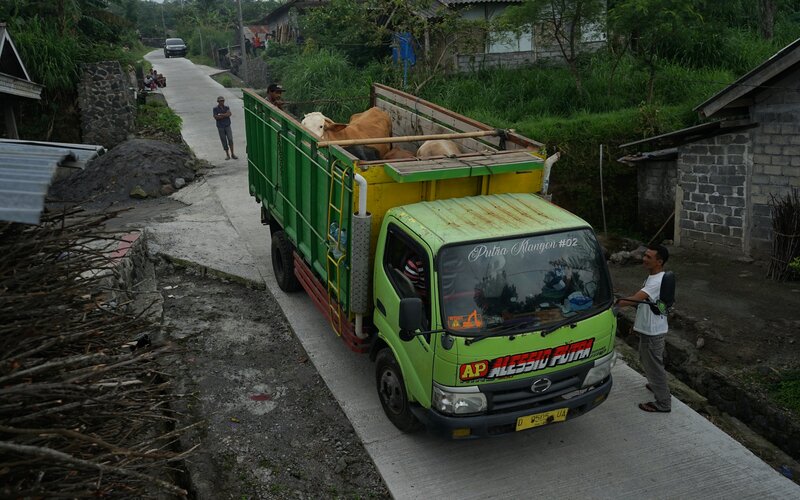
[395, 192, 589, 248]
[0, 141, 104, 225]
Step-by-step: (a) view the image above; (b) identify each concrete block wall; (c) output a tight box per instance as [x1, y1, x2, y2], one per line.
[677, 134, 750, 253]
[748, 65, 800, 255]
[638, 160, 676, 238]
[78, 61, 135, 149]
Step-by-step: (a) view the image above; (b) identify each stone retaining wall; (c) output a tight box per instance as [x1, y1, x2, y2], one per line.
[78, 61, 136, 149]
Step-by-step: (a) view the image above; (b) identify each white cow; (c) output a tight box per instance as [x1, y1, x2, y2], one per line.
[416, 139, 461, 158]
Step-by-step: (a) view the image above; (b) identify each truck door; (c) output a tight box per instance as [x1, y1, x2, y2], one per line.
[376, 225, 435, 406]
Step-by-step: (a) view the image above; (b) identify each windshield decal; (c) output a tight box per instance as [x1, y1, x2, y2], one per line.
[459, 339, 594, 381]
[467, 237, 581, 262]
[448, 310, 483, 330]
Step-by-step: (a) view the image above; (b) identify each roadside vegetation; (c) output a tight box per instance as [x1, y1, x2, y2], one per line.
[261, 0, 800, 231]
[135, 100, 183, 143]
[4, 0, 799, 229]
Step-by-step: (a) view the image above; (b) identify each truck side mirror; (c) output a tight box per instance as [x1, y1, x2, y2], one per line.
[399, 298, 423, 341]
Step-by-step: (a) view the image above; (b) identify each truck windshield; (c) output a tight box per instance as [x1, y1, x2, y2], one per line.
[438, 229, 612, 335]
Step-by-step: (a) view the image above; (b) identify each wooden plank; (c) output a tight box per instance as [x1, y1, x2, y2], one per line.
[383, 156, 543, 183]
[374, 86, 503, 148]
[385, 151, 542, 176]
[375, 85, 540, 151]
[317, 129, 502, 148]
[378, 101, 496, 153]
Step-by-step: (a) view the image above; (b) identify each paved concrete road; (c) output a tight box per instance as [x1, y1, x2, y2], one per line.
[145, 51, 799, 499]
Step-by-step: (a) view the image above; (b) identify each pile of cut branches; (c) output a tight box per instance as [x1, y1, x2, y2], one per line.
[0, 210, 194, 498]
[768, 190, 800, 281]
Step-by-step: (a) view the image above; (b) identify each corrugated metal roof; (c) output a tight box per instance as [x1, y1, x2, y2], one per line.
[394, 192, 590, 250]
[0, 140, 105, 225]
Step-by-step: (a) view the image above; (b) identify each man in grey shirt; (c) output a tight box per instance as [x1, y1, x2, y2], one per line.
[213, 96, 238, 160]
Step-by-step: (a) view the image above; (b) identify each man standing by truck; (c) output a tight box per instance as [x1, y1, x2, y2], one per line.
[617, 244, 672, 413]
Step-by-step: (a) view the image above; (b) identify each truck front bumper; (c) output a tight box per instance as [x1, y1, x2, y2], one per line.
[410, 375, 612, 439]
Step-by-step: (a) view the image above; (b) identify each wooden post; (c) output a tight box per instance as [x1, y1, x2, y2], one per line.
[317, 129, 505, 148]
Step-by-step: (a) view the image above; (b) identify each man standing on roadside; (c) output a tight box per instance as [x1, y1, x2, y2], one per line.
[213, 96, 238, 160]
[616, 244, 672, 413]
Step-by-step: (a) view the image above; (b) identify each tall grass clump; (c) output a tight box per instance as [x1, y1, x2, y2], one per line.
[272, 48, 401, 120]
[136, 101, 183, 142]
[186, 27, 234, 62]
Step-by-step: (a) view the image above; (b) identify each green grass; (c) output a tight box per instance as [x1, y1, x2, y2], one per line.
[136, 101, 183, 140]
[188, 54, 216, 67]
[771, 371, 800, 413]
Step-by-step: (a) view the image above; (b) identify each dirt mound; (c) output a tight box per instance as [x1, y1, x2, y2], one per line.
[51, 139, 201, 207]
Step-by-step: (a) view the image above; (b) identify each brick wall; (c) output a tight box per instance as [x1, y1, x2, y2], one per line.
[748, 65, 800, 255]
[454, 41, 604, 72]
[677, 134, 750, 253]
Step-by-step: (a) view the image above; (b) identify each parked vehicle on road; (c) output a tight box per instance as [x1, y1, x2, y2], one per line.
[163, 38, 188, 58]
[244, 84, 617, 438]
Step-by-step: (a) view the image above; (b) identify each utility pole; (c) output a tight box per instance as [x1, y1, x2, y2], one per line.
[160, 3, 166, 36]
[236, 0, 248, 84]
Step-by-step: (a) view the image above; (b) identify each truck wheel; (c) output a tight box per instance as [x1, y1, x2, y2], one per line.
[376, 349, 422, 433]
[271, 230, 301, 292]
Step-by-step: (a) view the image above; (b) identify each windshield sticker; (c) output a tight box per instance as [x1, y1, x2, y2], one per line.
[448, 310, 483, 330]
[459, 339, 594, 381]
[467, 237, 581, 262]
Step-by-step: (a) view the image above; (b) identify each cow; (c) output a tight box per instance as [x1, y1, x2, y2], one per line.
[344, 145, 382, 161]
[383, 147, 416, 160]
[416, 139, 461, 158]
[301, 107, 392, 158]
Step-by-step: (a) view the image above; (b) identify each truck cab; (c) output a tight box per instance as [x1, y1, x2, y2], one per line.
[371, 193, 616, 438]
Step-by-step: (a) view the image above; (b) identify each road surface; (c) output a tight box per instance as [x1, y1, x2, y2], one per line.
[144, 51, 799, 499]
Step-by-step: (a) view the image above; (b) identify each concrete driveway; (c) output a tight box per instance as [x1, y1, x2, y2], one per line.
[145, 50, 799, 499]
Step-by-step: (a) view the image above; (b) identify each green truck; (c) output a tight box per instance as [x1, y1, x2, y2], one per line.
[244, 84, 616, 438]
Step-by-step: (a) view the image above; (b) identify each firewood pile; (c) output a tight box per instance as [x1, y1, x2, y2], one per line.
[768, 189, 800, 281]
[0, 210, 194, 498]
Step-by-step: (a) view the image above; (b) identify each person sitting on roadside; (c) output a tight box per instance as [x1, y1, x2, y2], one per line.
[143, 73, 156, 91]
[152, 69, 166, 88]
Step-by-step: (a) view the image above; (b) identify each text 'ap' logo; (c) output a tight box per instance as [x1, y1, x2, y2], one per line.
[460, 360, 489, 381]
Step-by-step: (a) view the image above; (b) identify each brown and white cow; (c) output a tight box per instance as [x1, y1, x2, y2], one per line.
[416, 139, 461, 158]
[302, 107, 392, 158]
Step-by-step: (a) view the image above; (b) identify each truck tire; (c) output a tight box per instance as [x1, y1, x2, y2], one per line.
[271, 230, 301, 292]
[376, 349, 422, 433]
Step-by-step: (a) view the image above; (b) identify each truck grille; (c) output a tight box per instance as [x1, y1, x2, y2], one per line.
[481, 363, 592, 414]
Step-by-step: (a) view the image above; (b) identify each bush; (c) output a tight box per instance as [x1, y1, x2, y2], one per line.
[220, 76, 233, 88]
[771, 371, 800, 413]
[136, 101, 183, 142]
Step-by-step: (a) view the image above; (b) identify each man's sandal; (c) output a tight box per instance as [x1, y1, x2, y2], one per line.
[639, 402, 670, 413]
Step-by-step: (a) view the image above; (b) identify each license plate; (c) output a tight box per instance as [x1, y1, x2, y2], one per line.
[515, 408, 569, 431]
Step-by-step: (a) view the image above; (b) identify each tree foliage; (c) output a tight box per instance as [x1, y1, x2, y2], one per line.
[497, 0, 607, 93]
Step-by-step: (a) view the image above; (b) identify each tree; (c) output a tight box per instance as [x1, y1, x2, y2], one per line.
[497, 0, 607, 94]
[759, 0, 776, 39]
[609, 0, 703, 103]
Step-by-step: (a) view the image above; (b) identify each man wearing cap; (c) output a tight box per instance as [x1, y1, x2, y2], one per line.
[213, 96, 238, 160]
[267, 84, 284, 110]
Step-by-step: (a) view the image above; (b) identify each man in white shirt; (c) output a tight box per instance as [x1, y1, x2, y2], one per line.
[617, 244, 671, 413]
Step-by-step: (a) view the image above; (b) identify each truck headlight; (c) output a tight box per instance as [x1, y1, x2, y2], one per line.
[432, 384, 487, 415]
[581, 351, 616, 388]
